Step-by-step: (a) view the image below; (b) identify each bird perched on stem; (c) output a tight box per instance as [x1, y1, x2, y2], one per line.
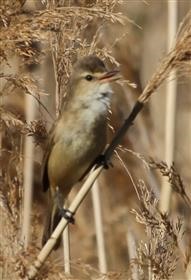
[41, 55, 121, 248]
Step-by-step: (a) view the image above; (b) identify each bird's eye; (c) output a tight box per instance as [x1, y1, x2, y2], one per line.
[85, 75, 93, 81]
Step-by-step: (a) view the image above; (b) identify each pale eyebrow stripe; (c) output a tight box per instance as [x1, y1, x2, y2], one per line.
[80, 72, 106, 79]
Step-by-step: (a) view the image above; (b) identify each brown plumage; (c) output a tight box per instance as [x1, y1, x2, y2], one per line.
[41, 55, 120, 248]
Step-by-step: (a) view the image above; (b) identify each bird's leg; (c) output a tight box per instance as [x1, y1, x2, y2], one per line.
[59, 208, 75, 224]
[56, 188, 75, 224]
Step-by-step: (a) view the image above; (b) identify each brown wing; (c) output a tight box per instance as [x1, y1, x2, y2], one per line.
[41, 124, 55, 192]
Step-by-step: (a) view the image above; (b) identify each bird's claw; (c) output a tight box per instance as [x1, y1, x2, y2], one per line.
[95, 154, 113, 169]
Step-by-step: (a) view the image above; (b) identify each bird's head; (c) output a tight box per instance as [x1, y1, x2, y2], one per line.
[69, 55, 121, 108]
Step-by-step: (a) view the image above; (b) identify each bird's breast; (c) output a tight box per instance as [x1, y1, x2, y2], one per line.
[48, 111, 107, 191]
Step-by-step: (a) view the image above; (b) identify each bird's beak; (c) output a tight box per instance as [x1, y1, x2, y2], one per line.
[99, 70, 121, 83]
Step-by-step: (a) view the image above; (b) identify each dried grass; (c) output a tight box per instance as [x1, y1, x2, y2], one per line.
[139, 10, 191, 103]
[1, 1, 191, 279]
[0, 0, 132, 279]
[148, 158, 191, 209]
[131, 181, 183, 280]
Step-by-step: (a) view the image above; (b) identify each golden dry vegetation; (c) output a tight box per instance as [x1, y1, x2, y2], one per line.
[1, 0, 191, 279]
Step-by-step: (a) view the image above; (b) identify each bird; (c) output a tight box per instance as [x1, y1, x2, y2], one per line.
[41, 55, 120, 248]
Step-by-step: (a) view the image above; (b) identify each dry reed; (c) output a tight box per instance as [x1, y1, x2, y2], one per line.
[1, 1, 191, 279]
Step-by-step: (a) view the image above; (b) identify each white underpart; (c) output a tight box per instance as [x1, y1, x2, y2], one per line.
[82, 83, 112, 125]
[85, 82, 112, 110]
[67, 82, 112, 133]
[59, 83, 112, 154]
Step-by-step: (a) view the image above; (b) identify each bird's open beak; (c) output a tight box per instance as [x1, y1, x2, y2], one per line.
[99, 70, 121, 83]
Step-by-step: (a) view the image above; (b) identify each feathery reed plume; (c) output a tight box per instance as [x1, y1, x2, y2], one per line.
[139, 10, 191, 104]
[149, 159, 191, 209]
[0, 2, 127, 64]
[131, 180, 183, 280]
[22, 120, 48, 146]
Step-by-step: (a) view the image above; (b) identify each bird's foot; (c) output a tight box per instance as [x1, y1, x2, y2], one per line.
[59, 208, 75, 224]
[94, 154, 113, 169]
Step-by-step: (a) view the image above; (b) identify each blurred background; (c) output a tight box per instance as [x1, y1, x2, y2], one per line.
[1, 0, 191, 279]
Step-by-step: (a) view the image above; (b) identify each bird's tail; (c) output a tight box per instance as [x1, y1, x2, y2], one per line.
[42, 200, 61, 250]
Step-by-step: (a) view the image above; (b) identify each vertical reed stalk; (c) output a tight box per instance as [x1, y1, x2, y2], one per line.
[0, 96, 2, 179]
[63, 222, 71, 274]
[21, 94, 35, 248]
[159, 0, 178, 213]
[91, 180, 107, 273]
[126, 229, 139, 280]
